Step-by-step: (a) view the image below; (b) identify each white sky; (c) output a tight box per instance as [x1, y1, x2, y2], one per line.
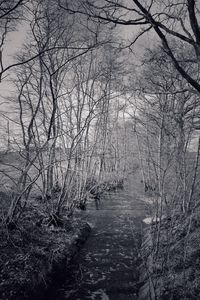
[0, 4, 159, 146]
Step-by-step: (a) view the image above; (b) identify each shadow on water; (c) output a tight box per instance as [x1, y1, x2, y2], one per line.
[44, 177, 148, 300]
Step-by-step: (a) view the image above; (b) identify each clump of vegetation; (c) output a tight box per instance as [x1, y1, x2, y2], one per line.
[140, 208, 200, 299]
[0, 203, 88, 300]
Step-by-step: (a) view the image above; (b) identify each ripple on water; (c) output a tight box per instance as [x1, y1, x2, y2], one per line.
[90, 289, 109, 300]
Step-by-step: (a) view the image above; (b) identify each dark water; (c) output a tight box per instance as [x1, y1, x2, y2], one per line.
[46, 177, 148, 300]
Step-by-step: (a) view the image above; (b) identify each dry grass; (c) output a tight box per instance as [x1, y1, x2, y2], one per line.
[0, 203, 85, 300]
[142, 209, 200, 299]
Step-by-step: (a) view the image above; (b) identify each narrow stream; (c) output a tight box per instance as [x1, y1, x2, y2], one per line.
[46, 177, 148, 300]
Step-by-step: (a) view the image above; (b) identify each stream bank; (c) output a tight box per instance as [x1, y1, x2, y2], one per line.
[139, 208, 200, 300]
[0, 216, 91, 300]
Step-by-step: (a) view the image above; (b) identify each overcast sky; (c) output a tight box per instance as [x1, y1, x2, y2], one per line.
[0, 8, 157, 141]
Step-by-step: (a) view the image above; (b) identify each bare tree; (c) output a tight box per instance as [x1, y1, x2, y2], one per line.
[59, 0, 200, 94]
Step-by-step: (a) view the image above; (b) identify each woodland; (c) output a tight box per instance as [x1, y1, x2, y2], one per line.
[0, 1, 200, 299]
